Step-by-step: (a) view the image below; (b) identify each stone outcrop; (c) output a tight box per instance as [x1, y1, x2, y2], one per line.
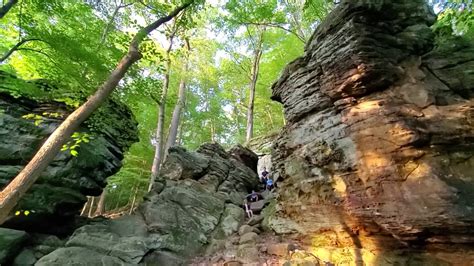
[0, 228, 28, 264]
[36, 143, 259, 265]
[247, 132, 278, 180]
[0, 80, 138, 234]
[269, 0, 474, 264]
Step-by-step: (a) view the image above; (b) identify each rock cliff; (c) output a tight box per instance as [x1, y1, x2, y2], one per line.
[35, 143, 259, 265]
[0, 79, 138, 235]
[269, 0, 474, 264]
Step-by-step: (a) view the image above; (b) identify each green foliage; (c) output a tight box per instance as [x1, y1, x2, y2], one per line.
[433, 2, 474, 42]
[61, 132, 92, 157]
[0, 0, 333, 212]
[21, 113, 44, 126]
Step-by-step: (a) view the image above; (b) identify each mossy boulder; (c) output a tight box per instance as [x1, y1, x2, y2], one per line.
[0, 75, 138, 235]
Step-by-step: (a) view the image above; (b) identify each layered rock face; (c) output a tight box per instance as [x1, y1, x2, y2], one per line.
[247, 132, 278, 177]
[269, 0, 474, 264]
[0, 88, 138, 234]
[36, 143, 259, 265]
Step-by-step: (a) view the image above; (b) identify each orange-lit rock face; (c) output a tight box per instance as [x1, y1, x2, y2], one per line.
[270, 0, 474, 264]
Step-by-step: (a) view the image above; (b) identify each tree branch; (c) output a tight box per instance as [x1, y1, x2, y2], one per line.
[0, 0, 195, 225]
[0, 38, 43, 63]
[241, 21, 306, 43]
[0, 0, 18, 19]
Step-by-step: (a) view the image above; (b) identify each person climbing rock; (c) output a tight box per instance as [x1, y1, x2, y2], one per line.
[250, 190, 259, 202]
[266, 178, 274, 191]
[243, 199, 253, 218]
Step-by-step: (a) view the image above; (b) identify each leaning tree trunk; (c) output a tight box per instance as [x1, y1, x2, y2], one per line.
[0, 2, 193, 224]
[94, 188, 107, 216]
[165, 38, 190, 155]
[245, 29, 264, 142]
[149, 31, 175, 192]
[88, 196, 96, 218]
[0, 0, 18, 19]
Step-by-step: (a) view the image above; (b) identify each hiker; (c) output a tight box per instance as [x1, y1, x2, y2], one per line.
[243, 199, 253, 218]
[261, 167, 269, 182]
[250, 190, 259, 202]
[266, 178, 274, 191]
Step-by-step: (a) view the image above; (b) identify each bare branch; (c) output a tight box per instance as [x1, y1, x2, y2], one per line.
[241, 21, 306, 43]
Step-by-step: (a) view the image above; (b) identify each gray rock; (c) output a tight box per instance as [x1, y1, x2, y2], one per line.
[142, 250, 186, 266]
[39, 143, 260, 263]
[65, 220, 148, 264]
[236, 243, 259, 262]
[0, 88, 138, 234]
[35, 247, 125, 266]
[13, 249, 37, 265]
[239, 232, 258, 245]
[247, 215, 264, 226]
[0, 228, 28, 264]
[213, 204, 245, 239]
[228, 144, 259, 173]
[238, 225, 253, 236]
[249, 200, 265, 212]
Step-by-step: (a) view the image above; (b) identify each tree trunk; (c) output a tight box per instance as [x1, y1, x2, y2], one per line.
[88, 196, 96, 217]
[94, 189, 107, 216]
[265, 108, 274, 129]
[176, 115, 184, 145]
[210, 120, 215, 142]
[149, 30, 176, 192]
[245, 29, 264, 142]
[0, 0, 18, 19]
[129, 185, 139, 214]
[165, 38, 190, 154]
[80, 196, 92, 216]
[0, 2, 192, 225]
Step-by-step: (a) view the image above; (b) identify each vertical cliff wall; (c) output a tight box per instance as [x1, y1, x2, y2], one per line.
[269, 0, 474, 264]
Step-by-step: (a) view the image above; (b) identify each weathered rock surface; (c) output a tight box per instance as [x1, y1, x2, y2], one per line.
[247, 133, 277, 181]
[269, 0, 474, 265]
[36, 143, 259, 265]
[0, 81, 138, 234]
[0, 228, 28, 264]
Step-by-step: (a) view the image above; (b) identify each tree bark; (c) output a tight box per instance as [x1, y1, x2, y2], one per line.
[0, 2, 193, 225]
[88, 196, 96, 217]
[94, 188, 107, 216]
[148, 29, 176, 192]
[245, 29, 264, 142]
[165, 38, 190, 154]
[0, 0, 18, 19]
[80, 196, 92, 216]
[129, 185, 139, 214]
[265, 108, 274, 129]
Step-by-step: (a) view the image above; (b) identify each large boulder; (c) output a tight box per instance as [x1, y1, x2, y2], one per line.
[37, 143, 260, 264]
[268, 0, 474, 264]
[0, 86, 138, 234]
[0, 228, 28, 264]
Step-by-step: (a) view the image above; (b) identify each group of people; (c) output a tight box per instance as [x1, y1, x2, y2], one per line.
[260, 167, 275, 191]
[243, 167, 276, 218]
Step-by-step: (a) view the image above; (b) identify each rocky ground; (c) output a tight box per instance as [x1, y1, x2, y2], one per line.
[190, 214, 328, 266]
